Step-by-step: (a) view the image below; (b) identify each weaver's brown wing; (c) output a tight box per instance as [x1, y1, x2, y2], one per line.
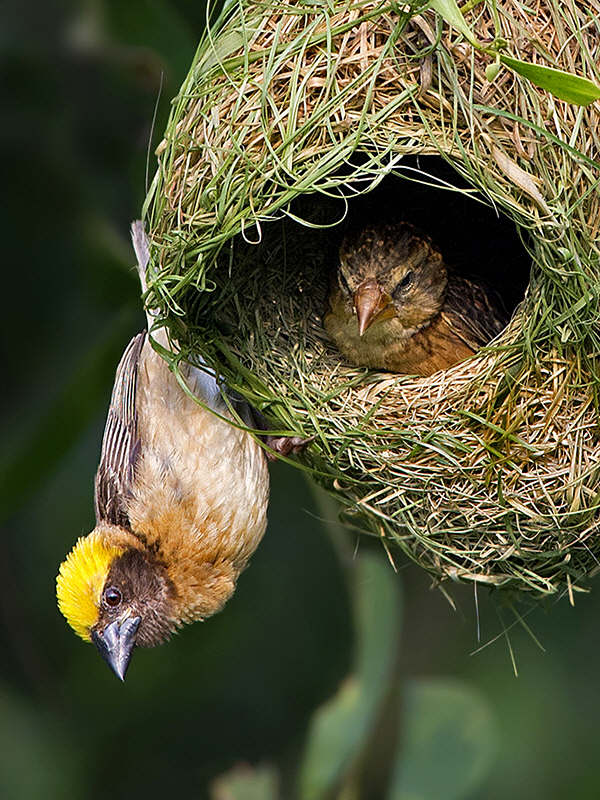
[94, 332, 146, 528]
[443, 272, 508, 350]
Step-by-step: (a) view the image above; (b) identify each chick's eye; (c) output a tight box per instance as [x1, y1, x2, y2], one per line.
[104, 586, 122, 608]
[396, 271, 414, 294]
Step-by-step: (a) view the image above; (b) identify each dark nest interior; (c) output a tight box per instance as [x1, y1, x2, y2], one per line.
[195, 155, 531, 379]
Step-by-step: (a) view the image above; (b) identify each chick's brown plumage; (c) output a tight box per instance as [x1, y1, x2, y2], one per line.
[324, 221, 507, 376]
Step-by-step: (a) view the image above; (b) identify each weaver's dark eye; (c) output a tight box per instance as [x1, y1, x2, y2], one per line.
[395, 271, 414, 294]
[104, 586, 122, 608]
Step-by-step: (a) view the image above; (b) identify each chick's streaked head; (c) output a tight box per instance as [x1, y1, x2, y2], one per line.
[338, 222, 448, 334]
[57, 526, 176, 679]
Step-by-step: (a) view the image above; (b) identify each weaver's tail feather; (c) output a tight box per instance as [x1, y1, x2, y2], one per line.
[131, 220, 150, 292]
[130, 220, 228, 412]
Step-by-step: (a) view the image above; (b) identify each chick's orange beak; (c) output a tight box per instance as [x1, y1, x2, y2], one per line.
[353, 279, 393, 336]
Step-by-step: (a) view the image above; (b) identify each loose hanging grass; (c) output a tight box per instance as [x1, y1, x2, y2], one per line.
[143, 0, 600, 598]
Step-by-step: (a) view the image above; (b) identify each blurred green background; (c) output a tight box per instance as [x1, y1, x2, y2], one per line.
[3, 1, 600, 798]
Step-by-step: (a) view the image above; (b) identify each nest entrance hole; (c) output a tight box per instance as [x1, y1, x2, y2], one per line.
[206, 156, 531, 378]
[294, 154, 531, 323]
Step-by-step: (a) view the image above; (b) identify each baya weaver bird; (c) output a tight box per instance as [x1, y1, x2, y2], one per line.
[325, 221, 507, 376]
[56, 222, 271, 680]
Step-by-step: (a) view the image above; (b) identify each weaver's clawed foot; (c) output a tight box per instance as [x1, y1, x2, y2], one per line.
[263, 435, 314, 461]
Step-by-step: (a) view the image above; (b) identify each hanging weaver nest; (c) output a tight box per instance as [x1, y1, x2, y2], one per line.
[143, 0, 600, 598]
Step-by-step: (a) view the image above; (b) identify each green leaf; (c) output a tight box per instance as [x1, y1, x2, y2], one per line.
[388, 679, 497, 800]
[196, 30, 246, 75]
[500, 55, 600, 106]
[297, 553, 402, 800]
[210, 764, 278, 800]
[485, 62, 501, 82]
[427, 0, 479, 47]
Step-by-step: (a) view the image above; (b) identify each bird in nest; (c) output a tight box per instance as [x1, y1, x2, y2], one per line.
[56, 222, 305, 680]
[324, 221, 508, 376]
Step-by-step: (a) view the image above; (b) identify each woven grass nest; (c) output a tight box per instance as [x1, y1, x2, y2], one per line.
[143, 0, 600, 599]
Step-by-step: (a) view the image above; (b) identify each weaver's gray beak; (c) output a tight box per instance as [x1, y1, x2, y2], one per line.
[91, 616, 141, 681]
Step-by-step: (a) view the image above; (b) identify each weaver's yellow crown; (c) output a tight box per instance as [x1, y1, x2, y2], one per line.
[56, 532, 123, 641]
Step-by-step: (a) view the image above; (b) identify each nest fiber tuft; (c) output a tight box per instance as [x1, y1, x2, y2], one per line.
[144, 0, 600, 597]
